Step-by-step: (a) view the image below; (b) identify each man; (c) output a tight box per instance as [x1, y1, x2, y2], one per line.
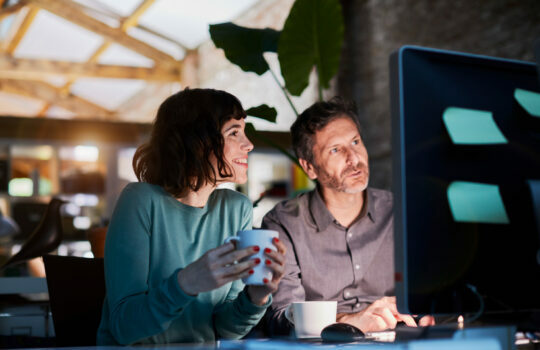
[263, 97, 433, 336]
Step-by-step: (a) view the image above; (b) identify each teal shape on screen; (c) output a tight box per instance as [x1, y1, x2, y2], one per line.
[514, 88, 540, 118]
[443, 107, 508, 144]
[447, 181, 509, 224]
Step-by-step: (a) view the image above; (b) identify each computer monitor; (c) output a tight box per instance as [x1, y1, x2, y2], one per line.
[390, 46, 540, 324]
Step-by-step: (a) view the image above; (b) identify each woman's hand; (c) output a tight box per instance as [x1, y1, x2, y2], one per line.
[177, 242, 260, 296]
[246, 237, 287, 305]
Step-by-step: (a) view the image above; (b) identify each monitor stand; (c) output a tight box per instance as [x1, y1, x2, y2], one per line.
[535, 38, 540, 85]
[528, 180, 540, 267]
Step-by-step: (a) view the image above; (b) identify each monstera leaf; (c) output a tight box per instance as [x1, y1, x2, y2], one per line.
[278, 0, 344, 96]
[209, 22, 280, 75]
[246, 104, 277, 123]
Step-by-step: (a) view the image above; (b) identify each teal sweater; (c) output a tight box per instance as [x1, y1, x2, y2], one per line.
[97, 183, 269, 345]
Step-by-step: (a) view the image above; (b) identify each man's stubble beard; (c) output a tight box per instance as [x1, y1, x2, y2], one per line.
[315, 162, 370, 194]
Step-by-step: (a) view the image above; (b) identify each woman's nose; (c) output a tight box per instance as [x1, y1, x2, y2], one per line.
[243, 136, 254, 152]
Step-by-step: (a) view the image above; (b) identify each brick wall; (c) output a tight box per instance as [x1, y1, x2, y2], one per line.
[337, 0, 540, 189]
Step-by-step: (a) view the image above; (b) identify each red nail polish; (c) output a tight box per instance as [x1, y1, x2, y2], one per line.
[253, 246, 260, 252]
[263, 278, 269, 284]
[273, 237, 280, 243]
[249, 270, 254, 275]
[265, 259, 271, 265]
[254, 258, 261, 264]
[264, 248, 271, 253]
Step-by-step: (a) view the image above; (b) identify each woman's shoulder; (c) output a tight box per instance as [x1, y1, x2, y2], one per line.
[122, 181, 159, 194]
[119, 182, 167, 202]
[213, 188, 251, 206]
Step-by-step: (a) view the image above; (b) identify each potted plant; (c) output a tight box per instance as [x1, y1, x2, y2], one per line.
[209, 0, 345, 164]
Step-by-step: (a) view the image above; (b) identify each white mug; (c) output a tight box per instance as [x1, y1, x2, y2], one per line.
[285, 301, 337, 338]
[224, 229, 278, 285]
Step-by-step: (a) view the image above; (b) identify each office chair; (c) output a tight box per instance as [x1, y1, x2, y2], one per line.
[43, 254, 105, 346]
[1, 198, 67, 270]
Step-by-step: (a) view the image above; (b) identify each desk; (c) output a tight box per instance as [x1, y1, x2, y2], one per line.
[0, 277, 53, 341]
[11, 337, 504, 350]
[0, 277, 47, 295]
[4, 325, 526, 350]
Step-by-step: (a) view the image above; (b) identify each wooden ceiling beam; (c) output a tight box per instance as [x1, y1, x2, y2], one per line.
[25, 0, 179, 67]
[0, 2, 26, 22]
[1, 5, 27, 52]
[87, 0, 156, 64]
[0, 55, 182, 81]
[120, 0, 155, 31]
[0, 79, 113, 118]
[5, 4, 39, 54]
[0, 115, 151, 144]
[135, 23, 188, 52]
[32, 0, 165, 115]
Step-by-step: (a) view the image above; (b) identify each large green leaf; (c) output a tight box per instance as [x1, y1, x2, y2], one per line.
[246, 104, 277, 123]
[209, 22, 280, 75]
[278, 0, 344, 96]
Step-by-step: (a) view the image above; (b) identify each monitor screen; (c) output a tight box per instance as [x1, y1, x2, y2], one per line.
[390, 46, 540, 323]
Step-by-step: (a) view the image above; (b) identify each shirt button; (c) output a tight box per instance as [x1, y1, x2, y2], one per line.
[344, 291, 350, 297]
[347, 233, 353, 239]
[355, 303, 361, 308]
[355, 264, 360, 270]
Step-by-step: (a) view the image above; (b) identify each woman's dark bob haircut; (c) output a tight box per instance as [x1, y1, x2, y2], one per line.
[133, 88, 246, 197]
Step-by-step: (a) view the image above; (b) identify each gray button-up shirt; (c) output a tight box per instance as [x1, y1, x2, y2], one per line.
[262, 187, 394, 335]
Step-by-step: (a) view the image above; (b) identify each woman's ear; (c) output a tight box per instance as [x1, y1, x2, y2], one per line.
[299, 158, 318, 180]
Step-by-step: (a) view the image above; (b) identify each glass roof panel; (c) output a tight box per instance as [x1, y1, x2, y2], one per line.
[138, 0, 258, 48]
[127, 26, 185, 60]
[86, 0, 142, 17]
[70, 78, 147, 110]
[14, 10, 104, 61]
[97, 44, 155, 67]
[0, 92, 45, 116]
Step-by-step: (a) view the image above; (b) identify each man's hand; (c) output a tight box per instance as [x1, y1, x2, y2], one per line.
[337, 296, 418, 333]
[418, 315, 436, 327]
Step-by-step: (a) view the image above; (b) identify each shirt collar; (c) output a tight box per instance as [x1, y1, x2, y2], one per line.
[309, 186, 376, 232]
[365, 189, 376, 223]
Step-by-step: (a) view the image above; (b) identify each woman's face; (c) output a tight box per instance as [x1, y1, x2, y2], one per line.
[219, 118, 253, 184]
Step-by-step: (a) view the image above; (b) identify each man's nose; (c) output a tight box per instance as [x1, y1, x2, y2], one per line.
[345, 147, 361, 164]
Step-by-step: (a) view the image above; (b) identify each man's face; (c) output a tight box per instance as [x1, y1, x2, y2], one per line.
[302, 116, 369, 194]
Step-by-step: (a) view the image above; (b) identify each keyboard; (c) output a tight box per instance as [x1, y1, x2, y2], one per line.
[364, 330, 396, 342]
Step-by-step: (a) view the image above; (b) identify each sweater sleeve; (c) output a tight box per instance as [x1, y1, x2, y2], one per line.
[103, 184, 196, 345]
[212, 197, 271, 339]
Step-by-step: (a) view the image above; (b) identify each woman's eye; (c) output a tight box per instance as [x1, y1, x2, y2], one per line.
[230, 131, 239, 137]
[352, 139, 359, 145]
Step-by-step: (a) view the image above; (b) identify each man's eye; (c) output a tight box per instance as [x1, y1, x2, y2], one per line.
[330, 148, 338, 154]
[352, 139, 359, 145]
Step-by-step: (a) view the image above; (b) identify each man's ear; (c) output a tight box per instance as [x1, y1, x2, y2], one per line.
[299, 158, 318, 180]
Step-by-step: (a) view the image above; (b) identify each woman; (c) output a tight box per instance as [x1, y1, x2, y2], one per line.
[97, 88, 286, 345]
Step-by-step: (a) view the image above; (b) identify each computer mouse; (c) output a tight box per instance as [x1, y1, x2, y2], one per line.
[321, 322, 365, 342]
